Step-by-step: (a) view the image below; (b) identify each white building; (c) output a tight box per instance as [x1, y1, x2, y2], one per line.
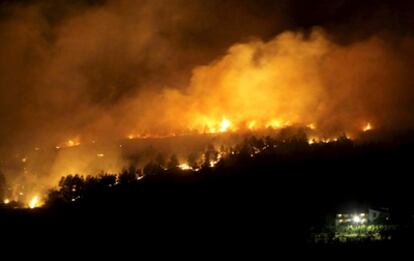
[335, 207, 390, 226]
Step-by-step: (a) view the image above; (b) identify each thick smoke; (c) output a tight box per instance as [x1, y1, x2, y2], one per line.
[0, 0, 289, 152]
[1, 0, 414, 200]
[122, 29, 414, 136]
[0, 0, 290, 199]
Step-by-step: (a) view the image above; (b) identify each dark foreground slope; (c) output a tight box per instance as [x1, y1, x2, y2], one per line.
[1, 135, 414, 253]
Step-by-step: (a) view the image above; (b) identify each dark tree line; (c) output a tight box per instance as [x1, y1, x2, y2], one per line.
[44, 135, 355, 207]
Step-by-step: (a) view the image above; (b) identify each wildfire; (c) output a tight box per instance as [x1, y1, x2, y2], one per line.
[57, 137, 81, 148]
[307, 136, 343, 144]
[363, 123, 373, 132]
[107, 29, 398, 142]
[219, 118, 232, 133]
[265, 119, 291, 129]
[209, 153, 223, 167]
[178, 163, 192, 170]
[247, 120, 256, 130]
[28, 195, 43, 209]
[67, 138, 80, 147]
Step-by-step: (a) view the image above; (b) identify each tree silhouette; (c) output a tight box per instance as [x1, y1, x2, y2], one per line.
[167, 154, 179, 169]
[203, 144, 219, 168]
[155, 153, 166, 169]
[119, 168, 138, 185]
[57, 174, 85, 203]
[0, 171, 6, 200]
[144, 161, 164, 176]
[187, 152, 199, 169]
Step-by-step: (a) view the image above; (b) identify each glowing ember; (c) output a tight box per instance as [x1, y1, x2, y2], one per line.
[55, 137, 82, 149]
[3, 198, 10, 204]
[363, 123, 373, 132]
[247, 121, 256, 130]
[65, 137, 81, 147]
